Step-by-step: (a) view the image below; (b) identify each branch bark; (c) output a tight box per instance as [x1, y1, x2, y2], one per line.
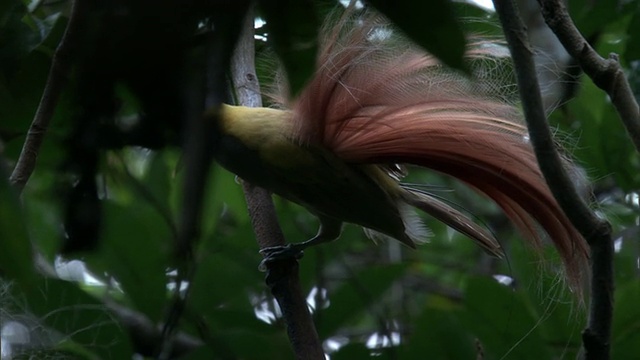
[229, 7, 324, 360]
[537, 0, 640, 154]
[492, 1, 614, 359]
[9, 0, 86, 191]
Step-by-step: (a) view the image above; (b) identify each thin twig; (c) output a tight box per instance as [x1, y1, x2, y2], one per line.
[10, 0, 85, 191]
[492, 1, 614, 359]
[229, 6, 325, 360]
[537, 0, 640, 153]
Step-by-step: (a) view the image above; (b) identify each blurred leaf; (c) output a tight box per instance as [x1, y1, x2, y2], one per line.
[190, 252, 263, 309]
[26, 11, 67, 54]
[400, 305, 475, 360]
[613, 225, 640, 281]
[332, 343, 374, 359]
[257, 0, 319, 96]
[142, 151, 172, 213]
[201, 165, 250, 240]
[500, 237, 584, 356]
[626, 7, 640, 61]
[23, 175, 64, 261]
[99, 201, 171, 322]
[461, 277, 552, 359]
[368, 0, 467, 72]
[563, 76, 640, 190]
[570, 0, 620, 38]
[216, 331, 293, 360]
[0, 6, 67, 142]
[0, 0, 34, 68]
[0, 167, 37, 288]
[0, 49, 51, 139]
[17, 278, 133, 359]
[612, 279, 640, 360]
[318, 263, 406, 337]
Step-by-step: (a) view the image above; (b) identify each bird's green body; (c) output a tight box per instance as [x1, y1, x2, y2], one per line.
[215, 104, 417, 247]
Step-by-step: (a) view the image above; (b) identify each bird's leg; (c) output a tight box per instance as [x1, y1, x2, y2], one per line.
[258, 217, 342, 271]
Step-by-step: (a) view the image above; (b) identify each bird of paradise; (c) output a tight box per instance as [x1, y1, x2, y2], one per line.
[211, 9, 589, 290]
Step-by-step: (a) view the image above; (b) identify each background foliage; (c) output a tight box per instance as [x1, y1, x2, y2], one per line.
[1, 0, 640, 359]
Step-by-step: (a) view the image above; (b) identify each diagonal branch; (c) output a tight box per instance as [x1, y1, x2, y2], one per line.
[229, 7, 324, 360]
[537, 0, 640, 153]
[10, 0, 86, 191]
[492, 1, 614, 359]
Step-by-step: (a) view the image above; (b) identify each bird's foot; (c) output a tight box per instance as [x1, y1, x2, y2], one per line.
[258, 244, 305, 272]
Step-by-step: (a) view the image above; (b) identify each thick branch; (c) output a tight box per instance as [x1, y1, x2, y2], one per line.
[492, 1, 614, 359]
[537, 0, 640, 153]
[229, 7, 324, 360]
[9, 0, 86, 191]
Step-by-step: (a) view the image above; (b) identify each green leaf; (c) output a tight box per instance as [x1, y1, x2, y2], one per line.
[612, 279, 640, 360]
[99, 201, 171, 322]
[368, 0, 467, 72]
[142, 151, 172, 213]
[626, 6, 640, 61]
[570, 0, 621, 38]
[26, 11, 67, 55]
[460, 277, 552, 359]
[258, 0, 319, 96]
[332, 344, 374, 360]
[400, 305, 475, 359]
[190, 252, 263, 309]
[211, 165, 249, 222]
[0, 166, 37, 288]
[0, 0, 33, 65]
[318, 263, 406, 337]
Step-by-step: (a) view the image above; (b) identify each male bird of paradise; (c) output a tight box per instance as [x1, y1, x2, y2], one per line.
[211, 11, 589, 290]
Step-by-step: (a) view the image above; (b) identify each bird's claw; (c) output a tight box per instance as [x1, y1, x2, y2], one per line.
[258, 244, 304, 272]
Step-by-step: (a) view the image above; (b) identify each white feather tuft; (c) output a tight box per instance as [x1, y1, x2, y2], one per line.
[362, 202, 431, 246]
[398, 202, 432, 245]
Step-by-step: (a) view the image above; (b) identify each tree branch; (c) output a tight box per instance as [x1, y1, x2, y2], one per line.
[9, 0, 86, 191]
[229, 7, 324, 360]
[492, 1, 614, 359]
[160, 4, 249, 359]
[537, 0, 640, 153]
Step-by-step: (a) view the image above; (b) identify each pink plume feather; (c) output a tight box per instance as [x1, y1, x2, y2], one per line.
[282, 12, 589, 289]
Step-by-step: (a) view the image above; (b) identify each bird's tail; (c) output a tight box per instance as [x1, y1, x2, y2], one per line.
[285, 10, 589, 289]
[399, 187, 504, 258]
